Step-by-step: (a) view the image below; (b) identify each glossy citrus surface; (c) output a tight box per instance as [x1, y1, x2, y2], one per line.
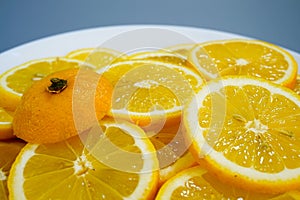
[184, 76, 300, 194]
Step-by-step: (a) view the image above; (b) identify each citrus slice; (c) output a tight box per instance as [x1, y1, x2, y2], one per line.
[155, 165, 300, 200]
[294, 74, 300, 95]
[163, 43, 196, 59]
[0, 140, 25, 200]
[0, 107, 14, 140]
[189, 39, 298, 88]
[98, 60, 205, 127]
[0, 57, 92, 111]
[147, 123, 197, 186]
[65, 47, 124, 70]
[158, 152, 196, 187]
[184, 76, 300, 194]
[128, 51, 194, 68]
[8, 119, 159, 200]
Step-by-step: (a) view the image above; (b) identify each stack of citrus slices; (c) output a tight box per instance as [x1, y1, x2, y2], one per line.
[0, 39, 300, 199]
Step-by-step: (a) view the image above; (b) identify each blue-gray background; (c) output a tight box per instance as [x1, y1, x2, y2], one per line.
[1, 0, 300, 53]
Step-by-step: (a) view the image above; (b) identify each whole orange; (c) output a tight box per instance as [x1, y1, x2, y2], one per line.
[13, 68, 113, 144]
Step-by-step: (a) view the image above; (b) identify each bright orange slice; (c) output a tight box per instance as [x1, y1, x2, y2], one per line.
[156, 165, 300, 199]
[0, 140, 25, 200]
[163, 43, 196, 59]
[184, 76, 300, 194]
[189, 39, 298, 88]
[0, 107, 14, 140]
[65, 47, 124, 70]
[98, 60, 205, 127]
[0, 57, 92, 111]
[128, 51, 194, 68]
[148, 123, 197, 186]
[8, 119, 159, 199]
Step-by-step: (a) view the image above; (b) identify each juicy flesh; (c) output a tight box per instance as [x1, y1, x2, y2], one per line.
[197, 42, 289, 80]
[170, 168, 281, 199]
[22, 127, 144, 199]
[103, 62, 198, 113]
[199, 85, 300, 173]
[6, 59, 80, 94]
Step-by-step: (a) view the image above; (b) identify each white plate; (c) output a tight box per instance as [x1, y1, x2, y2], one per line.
[0, 25, 299, 74]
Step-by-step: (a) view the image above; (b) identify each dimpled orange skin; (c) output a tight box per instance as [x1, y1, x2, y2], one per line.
[13, 68, 113, 144]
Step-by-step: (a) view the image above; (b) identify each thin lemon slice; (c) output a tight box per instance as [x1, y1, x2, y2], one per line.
[8, 119, 159, 200]
[189, 39, 298, 88]
[128, 51, 194, 68]
[163, 43, 196, 59]
[0, 57, 93, 111]
[294, 74, 300, 95]
[148, 123, 197, 186]
[155, 165, 300, 200]
[98, 60, 205, 127]
[184, 76, 300, 194]
[0, 107, 14, 140]
[65, 47, 124, 70]
[0, 140, 25, 200]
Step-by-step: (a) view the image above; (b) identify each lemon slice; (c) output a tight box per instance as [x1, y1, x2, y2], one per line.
[0, 107, 14, 140]
[65, 47, 125, 70]
[163, 43, 196, 59]
[8, 119, 159, 200]
[184, 76, 300, 194]
[189, 39, 298, 88]
[156, 165, 300, 199]
[148, 123, 197, 186]
[128, 51, 194, 68]
[98, 60, 205, 127]
[0, 140, 25, 200]
[0, 57, 92, 111]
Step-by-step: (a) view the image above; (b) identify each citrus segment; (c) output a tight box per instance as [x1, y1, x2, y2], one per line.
[98, 60, 205, 127]
[189, 39, 298, 88]
[8, 120, 159, 200]
[184, 76, 300, 194]
[155, 165, 299, 200]
[0, 107, 14, 140]
[0, 140, 25, 200]
[65, 47, 124, 70]
[0, 57, 92, 111]
[13, 68, 113, 144]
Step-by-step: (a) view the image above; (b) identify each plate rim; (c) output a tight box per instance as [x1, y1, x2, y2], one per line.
[0, 24, 299, 74]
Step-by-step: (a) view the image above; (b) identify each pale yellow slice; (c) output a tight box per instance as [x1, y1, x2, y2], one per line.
[189, 39, 298, 88]
[8, 120, 159, 200]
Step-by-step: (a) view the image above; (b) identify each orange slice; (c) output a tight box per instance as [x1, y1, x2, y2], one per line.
[65, 47, 124, 70]
[8, 119, 159, 199]
[0, 57, 92, 111]
[0, 140, 25, 200]
[98, 60, 205, 127]
[184, 76, 300, 194]
[156, 165, 300, 199]
[0, 107, 14, 140]
[148, 123, 197, 186]
[128, 51, 194, 68]
[189, 39, 298, 88]
[163, 43, 196, 59]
